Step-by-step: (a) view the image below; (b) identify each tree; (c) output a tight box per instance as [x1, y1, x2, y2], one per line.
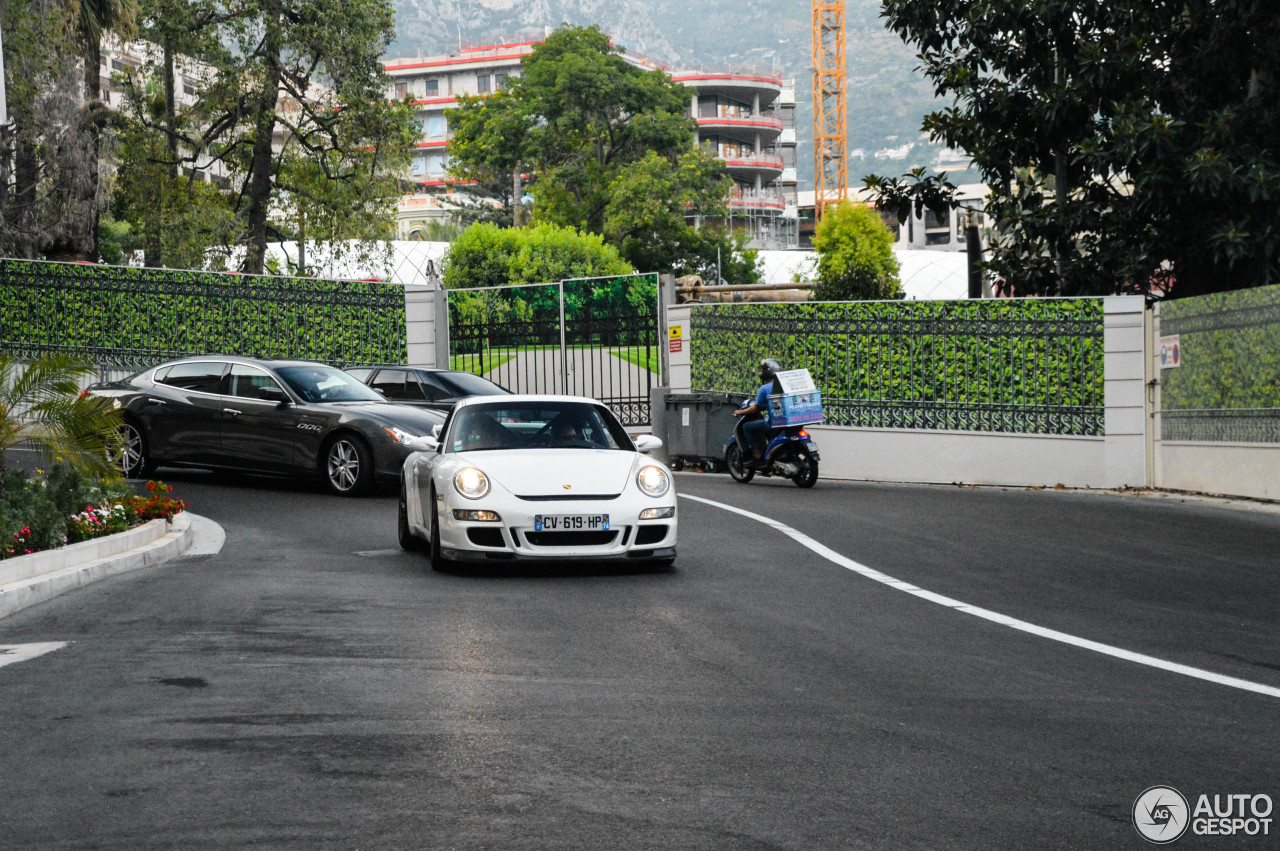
[811, 202, 902, 301]
[441, 221, 633, 292]
[40, 0, 139, 263]
[447, 25, 757, 285]
[877, 0, 1280, 298]
[0, 354, 122, 480]
[0, 0, 96, 259]
[113, 0, 418, 273]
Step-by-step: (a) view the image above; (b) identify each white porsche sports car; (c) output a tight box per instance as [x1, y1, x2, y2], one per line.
[398, 395, 677, 567]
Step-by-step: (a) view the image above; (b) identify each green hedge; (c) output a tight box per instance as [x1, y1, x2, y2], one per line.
[1160, 284, 1280, 410]
[0, 259, 407, 368]
[1159, 284, 1280, 443]
[690, 299, 1105, 435]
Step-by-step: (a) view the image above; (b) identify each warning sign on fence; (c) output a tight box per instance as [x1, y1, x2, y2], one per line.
[1159, 335, 1181, 369]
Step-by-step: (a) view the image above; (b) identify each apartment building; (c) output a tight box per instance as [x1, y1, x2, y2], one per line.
[383, 41, 799, 249]
[675, 69, 799, 249]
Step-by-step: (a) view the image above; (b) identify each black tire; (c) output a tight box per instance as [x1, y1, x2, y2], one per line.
[119, 420, 156, 479]
[725, 443, 754, 484]
[428, 489, 453, 570]
[792, 449, 819, 489]
[323, 434, 374, 496]
[398, 480, 426, 552]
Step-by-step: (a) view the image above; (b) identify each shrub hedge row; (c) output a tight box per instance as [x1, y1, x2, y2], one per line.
[689, 299, 1105, 435]
[0, 259, 407, 369]
[1160, 284, 1280, 411]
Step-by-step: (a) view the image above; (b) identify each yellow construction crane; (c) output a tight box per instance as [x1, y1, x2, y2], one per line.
[812, 0, 848, 224]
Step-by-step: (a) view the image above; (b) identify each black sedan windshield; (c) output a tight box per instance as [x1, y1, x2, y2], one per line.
[276, 366, 385, 403]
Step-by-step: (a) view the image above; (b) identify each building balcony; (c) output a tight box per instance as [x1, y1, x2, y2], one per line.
[720, 154, 785, 179]
[697, 113, 784, 137]
[729, 188, 787, 213]
[673, 70, 784, 97]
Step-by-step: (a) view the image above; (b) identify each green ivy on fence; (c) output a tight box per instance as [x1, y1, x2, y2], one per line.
[1159, 283, 1280, 443]
[690, 299, 1105, 436]
[0, 259, 407, 369]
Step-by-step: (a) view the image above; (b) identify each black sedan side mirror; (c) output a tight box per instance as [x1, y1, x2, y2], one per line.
[257, 386, 289, 405]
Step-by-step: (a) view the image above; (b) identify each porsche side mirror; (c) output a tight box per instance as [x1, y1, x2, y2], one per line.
[408, 436, 438, 453]
[633, 434, 663, 453]
[257, 386, 288, 405]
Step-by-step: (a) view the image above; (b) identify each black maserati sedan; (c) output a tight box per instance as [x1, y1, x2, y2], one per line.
[342, 365, 508, 413]
[86, 356, 446, 496]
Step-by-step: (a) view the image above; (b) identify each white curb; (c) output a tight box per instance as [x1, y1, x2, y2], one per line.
[0, 512, 202, 620]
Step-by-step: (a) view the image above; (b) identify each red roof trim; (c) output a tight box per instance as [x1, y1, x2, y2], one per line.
[461, 41, 538, 52]
[673, 73, 783, 86]
[386, 52, 528, 72]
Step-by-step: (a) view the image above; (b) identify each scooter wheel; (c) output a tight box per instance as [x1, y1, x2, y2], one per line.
[792, 449, 819, 488]
[726, 443, 755, 483]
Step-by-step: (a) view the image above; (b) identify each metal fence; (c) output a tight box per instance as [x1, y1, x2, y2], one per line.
[446, 273, 660, 426]
[0, 259, 407, 375]
[690, 299, 1105, 436]
[1159, 284, 1280, 443]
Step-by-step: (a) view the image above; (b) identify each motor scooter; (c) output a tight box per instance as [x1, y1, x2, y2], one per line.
[725, 403, 820, 487]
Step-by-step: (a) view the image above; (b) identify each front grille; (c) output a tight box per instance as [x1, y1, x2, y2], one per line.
[523, 530, 619, 547]
[466, 528, 505, 548]
[515, 493, 620, 501]
[634, 525, 669, 545]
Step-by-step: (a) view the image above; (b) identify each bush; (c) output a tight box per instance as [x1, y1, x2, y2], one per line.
[812, 202, 902, 301]
[0, 468, 188, 558]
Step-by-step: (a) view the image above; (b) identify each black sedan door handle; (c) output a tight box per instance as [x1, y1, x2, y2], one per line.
[146, 397, 167, 405]
[223, 408, 242, 417]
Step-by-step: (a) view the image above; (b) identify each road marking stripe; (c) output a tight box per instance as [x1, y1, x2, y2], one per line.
[0, 642, 70, 669]
[681, 493, 1280, 700]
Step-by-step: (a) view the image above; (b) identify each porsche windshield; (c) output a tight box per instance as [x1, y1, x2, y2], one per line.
[448, 402, 633, 452]
[276, 366, 385, 403]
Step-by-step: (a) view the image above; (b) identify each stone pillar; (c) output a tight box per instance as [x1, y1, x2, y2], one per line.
[1103, 295, 1148, 487]
[404, 284, 437, 368]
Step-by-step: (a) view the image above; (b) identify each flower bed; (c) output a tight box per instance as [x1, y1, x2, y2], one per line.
[1, 467, 187, 559]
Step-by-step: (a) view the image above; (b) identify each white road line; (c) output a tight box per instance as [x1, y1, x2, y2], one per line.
[681, 493, 1280, 700]
[0, 642, 70, 669]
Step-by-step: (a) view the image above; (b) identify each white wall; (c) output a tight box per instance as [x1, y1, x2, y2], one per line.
[1156, 443, 1280, 501]
[1150, 301, 1280, 501]
[665, 297, 1149, 489]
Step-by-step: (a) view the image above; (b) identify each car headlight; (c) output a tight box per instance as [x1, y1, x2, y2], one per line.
[454, 467, 490, 500]
[384, 426, 420, 444]
[636, 465, 670, 497]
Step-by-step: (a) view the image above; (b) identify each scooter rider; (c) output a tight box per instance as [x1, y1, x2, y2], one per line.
[734, 358, 782, 469]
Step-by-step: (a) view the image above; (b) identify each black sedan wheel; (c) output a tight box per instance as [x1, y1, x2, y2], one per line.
[119, 420, 155, 479]
[324, 435, 373, 496]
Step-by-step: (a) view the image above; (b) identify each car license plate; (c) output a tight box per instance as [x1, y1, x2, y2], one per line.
[534, 514, 609, 532]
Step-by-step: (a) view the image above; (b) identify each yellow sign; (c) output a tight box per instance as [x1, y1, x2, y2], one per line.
[668, 325, 682, 340]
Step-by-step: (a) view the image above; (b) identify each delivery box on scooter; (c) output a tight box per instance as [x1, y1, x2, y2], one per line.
[768, 369, 824, 427]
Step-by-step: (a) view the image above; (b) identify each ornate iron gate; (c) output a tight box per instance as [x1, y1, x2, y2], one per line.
[445, 273, 660, 426]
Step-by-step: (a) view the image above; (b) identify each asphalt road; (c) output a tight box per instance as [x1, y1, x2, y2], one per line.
[2, 469, 1278, 849]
